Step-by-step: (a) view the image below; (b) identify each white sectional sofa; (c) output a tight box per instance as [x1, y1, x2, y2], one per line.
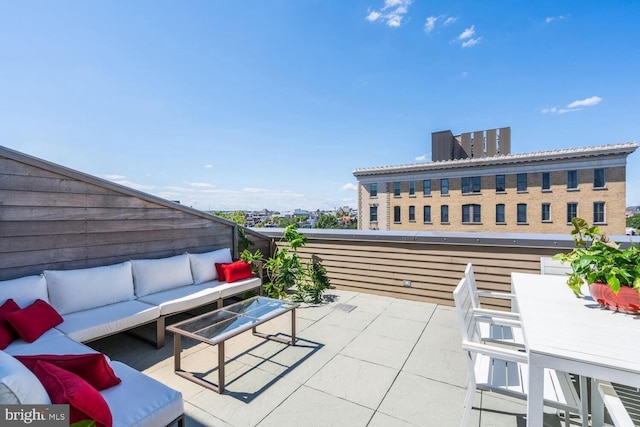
[0, 247, 264, 427]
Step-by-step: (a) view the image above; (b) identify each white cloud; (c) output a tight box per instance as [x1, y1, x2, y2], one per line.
[542, 96, 602, 115]
[204, 164, 213, 169]
[462, 37, 482, 48]
[567, 96, 602, 109]
[103, 175, 156, 191]
[340, 183, 358, 191]
[366, 0, 412, 28]
[458, 25, 475, 40]
[104, 174, 126, 180]
[415, 154, 427, 161]
[187, 182, 216, 188]
[545, 15, 566, 24]
[424, 16, 438, 33]
[443, 16, 458, 26]
[461, 71, 469, 78]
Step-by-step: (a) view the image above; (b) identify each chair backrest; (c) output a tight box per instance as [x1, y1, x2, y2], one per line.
[453, 276, 481, 345]
[540, 256, 572, 276]
[464, 263, 480, 308]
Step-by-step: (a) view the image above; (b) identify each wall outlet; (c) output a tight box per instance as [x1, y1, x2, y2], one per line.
[402, 280, 412, 287]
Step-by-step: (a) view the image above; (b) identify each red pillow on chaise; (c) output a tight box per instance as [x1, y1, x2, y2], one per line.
[0, 299, 20, 349]
[4, 299, 63, 343]
[215, 262, 230, 281]
[32, 360, 113, 427]
[16, 353, 121, 391]
[220, 261, 254, 283]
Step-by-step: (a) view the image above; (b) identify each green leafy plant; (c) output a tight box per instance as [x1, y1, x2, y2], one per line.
[553, 217, 640, 296]
[262, 225, 331, 303]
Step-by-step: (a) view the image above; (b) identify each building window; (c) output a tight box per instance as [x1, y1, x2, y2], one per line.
[423, 180, 431, 196]
[542, 172, 551, 191]
[462, 177, 481, 194]
[496, 204, 505, 223]
[462, 204, 481, 223]
[567, 202, 578, 223]
[423, 205, 431, 223]
[441, 178, 449, 195]
[441, 205, 449, 223]
[409, 205, 415, 221]
[517, 204, 527, 223]
[394, 206, 401, 223]
[409, 181, 415, 196]
[495, 175, 505, 192]
[594, 202, 605, 224]
[517, 173, 527, 192]
[542, 203, 551, 222]
[567, 170, 578, 190]
[369, 206, 378, 222]
[394, 182, 401, 197]
[594, 168, 606, 188]
[370, 183, 377, 197]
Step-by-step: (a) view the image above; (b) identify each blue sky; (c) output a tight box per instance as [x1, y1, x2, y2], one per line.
[1, 1, 639, 211]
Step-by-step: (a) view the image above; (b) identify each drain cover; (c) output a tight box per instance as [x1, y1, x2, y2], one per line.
[334, 303, 357, 313]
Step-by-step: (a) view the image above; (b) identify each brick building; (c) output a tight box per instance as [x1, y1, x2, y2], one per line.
[354, 128, 637, 234]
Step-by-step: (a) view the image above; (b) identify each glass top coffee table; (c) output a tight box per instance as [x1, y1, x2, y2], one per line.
[167, 296, 299, 393]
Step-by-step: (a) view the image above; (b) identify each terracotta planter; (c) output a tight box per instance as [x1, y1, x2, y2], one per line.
[589, 282, 640, 314]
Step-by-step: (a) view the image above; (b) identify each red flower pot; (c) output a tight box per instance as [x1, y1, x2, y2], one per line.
[589, 282, 640, 314]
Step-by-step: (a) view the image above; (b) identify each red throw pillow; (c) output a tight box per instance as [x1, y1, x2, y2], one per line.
[16, 353, 121, 391]
[33, 361, 112, 427]
[221, 261, 254, 283]
[0, 299, 20, 349]
[4, 299, 63, 343]
[215, 262, 230, 281]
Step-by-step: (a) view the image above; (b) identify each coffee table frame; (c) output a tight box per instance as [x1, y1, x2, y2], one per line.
[167, 296, 298, 393]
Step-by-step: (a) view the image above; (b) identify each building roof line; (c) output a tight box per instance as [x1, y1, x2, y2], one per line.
[353, 142, 638, 176]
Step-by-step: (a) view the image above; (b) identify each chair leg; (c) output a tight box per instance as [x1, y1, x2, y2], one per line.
[461, 385, 476, 427]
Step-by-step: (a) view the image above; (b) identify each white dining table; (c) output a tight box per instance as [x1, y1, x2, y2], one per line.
[511, 272, 640, 427]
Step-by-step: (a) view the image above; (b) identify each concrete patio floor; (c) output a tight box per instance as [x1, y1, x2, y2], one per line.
[89, 289, 569, 427]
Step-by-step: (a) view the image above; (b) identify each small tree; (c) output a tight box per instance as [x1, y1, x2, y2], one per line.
[627, 214, 640, 231]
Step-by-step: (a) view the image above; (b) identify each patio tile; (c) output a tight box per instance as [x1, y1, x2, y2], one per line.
[367, 412, 420, 427]
[320, 308, 378, 331]
[188, 364, 302, 427]
[417, 321, 463, 352]
[403, 344, 468, 387]
[295, 302, 335, 321]
[183, 402, 234, 427]
[345, 293, 393, 315]
[340, 332, 415, 370]
[362, 314, 426, 343]
[296, 320, 361, 352]
[382, 299, 437, 322]
[305, 354, 398, 409]
[377, 371, 467, 426]
[256, 385, 374, 427]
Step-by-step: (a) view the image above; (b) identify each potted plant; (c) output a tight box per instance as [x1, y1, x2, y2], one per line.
[553, 217, 640, 313]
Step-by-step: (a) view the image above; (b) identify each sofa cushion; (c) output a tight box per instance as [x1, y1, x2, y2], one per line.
[5, 299, 63, 343]
[197, 276, 261, 300]
[189, 248, 233, 284]
[0, 350, 51, 404]
[221, 261, 254, 283]
[16, 353, 121, 391]
[56, 300, 160, 343]
[132, 254, 193, 297]
[33, 361, 113, 427]
[0, 299, 20, 350]
[137, 285, 220, 316]
[0, 275, 49, 307]
[5, 333, 94, 357]
[103, 361, 183, 427]
[44, 262, 135, 315]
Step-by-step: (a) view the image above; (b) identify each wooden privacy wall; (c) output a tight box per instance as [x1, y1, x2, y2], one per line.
[275, 238, 564, 311]
[0, 147, 272, 281]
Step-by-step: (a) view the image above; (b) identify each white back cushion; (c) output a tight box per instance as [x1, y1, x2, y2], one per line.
[0, 350, 51, 404]
[0, 275, 48, 307]
[189, 248, 233, 284]
[132, 254, 193, 297]
[44, 262, 135, 315]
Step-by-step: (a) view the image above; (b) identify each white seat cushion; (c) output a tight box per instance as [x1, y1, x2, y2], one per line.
[132, 254, 194, 297]
[103, 361, 184, 427]
[198, 276, 261, 299]
[3, 328, 65, 355]
[44, 262, 135, 315]
[5, 335, 99, 357]
[56, 301, 160, 343]
[189, 248, 233, 284]
[0, 275, 49, 306]
[0, 350, 51, 404]
[137, 285, 220, 316]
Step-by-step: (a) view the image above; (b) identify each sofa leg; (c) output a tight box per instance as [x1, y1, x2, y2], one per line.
[217, 298, 223, 309]
[156, 316, 166, 349]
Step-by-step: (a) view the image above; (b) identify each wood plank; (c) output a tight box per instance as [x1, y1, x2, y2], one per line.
[0, 174, 117, 195]
[0, 206, 194, 221]
[0, 157, 68, 180]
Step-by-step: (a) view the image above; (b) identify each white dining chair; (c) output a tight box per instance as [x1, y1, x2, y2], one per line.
[454, 276, 582, 427]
